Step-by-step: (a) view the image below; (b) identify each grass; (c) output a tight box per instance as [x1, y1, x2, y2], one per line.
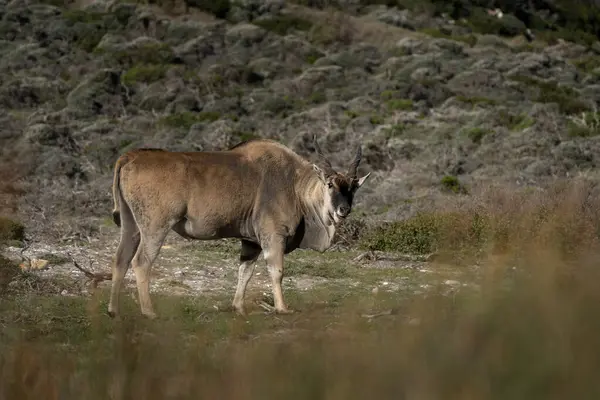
[4, 180, 600, 398]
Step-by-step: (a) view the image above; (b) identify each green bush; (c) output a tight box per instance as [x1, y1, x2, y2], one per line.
[386, 99, 413, 111]
[463, 127, 489, 144]
[253, 15, 313, 35]
[567, 111, 600, 137]
[0, 217, 25, 245]
[122, 64, 169, 85]
[510, 75, 590, 115]
[440, 175, 467, 194]
[361, 211, 489, 255]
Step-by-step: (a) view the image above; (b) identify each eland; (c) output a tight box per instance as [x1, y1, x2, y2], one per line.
[107, 136, 371, 319]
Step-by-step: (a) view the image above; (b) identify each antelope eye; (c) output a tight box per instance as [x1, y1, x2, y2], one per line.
[327, 182, 333, 189]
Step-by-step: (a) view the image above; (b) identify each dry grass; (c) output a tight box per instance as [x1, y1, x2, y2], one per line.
[3, 178, 600, 398]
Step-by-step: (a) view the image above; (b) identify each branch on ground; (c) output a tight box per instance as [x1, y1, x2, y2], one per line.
[67, 252, 112, 289]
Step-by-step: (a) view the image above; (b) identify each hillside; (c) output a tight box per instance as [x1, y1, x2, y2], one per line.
[1, 0, 600, 241]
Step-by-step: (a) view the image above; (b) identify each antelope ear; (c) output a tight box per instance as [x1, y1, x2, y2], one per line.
[355, 172, 371, 189]
[313, 164, 326, 183]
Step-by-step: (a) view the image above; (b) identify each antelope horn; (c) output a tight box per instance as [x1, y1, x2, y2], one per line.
[347, 146, 362, 178]
[313, 135, 334, 172]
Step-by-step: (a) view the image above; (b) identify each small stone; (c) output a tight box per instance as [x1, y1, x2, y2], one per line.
[19, 259, 50, 271]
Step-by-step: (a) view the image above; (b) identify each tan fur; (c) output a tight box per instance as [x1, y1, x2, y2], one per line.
[107, 138, 370, 319]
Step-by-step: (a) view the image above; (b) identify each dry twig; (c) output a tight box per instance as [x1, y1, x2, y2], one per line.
[67, 252, 112, 289]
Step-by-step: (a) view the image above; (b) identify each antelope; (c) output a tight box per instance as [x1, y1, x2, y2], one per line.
[107, 136, 371, 319]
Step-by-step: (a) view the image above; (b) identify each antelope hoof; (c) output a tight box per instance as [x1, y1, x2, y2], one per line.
[233, 305, 247, 317]
[142, 311, 158, 320]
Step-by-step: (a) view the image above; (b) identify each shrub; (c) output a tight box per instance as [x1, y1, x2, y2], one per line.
[370, 115, 384, 125]
[386, 99, 413, 111]
[253, 15, 313, 35]
[384, 123, 406, 139]
[495, 110, 534, 131]
[463, 127, 489, 144]
[440, 175, 467, 194]
[456, 96, 498, 106]
[361, 211, 488, 255]
[0, 216, 25, 245]
[158, 112, 221, 129]
[122, 64, 169, 85]
[567, 111, 600, 137]
[510, 75, 590, 115]
[309, 11, 356, 46]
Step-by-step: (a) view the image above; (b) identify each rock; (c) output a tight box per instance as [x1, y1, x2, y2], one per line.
[19, 258, 49, 271]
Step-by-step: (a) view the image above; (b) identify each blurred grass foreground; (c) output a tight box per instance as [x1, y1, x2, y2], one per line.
[4, 179, 600, 399]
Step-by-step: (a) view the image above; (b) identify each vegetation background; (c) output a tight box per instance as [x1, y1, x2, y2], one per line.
[3, 0, 600, 398]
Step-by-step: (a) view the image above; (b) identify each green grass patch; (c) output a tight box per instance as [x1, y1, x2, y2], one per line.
[463, 127, 489, 144]
[567, 111, 600, 137]
[369, 114, 384, 125]
[158, 111, 221, 129]
[386, 99, 413, 111]
[440, 175, 467, 194]
[122, 64, 169, 85]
